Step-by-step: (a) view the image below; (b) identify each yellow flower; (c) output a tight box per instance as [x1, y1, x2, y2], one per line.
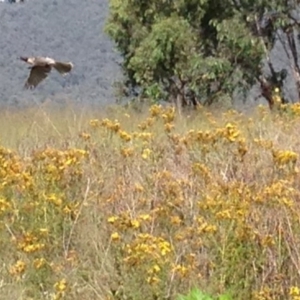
[47, 194, 63, 206]
[149, 104, 162, 117]
[148, 264, 161, 274]
[161, 106, 176, 123]
[33, 258, 46, 269]
[272, 150, 298, 165]
[107, 216, 119, 224]
[119, 130, 132, 142]
[136, 132, 153, 141]
[139, 214, 151, 221]
[164, 123, 174, 133]
[198, 223, 217, 234]
[142, 148, 152, 160]
[54, 279, 68, 292]
[158, 240, 172, 256]
[9, 260, 26, 276]
[146, 276, 160, 285]
[121, 147, 134, 158]
[134, 183, 144, 192]
[89, 119, 100, 127]
[0, 197, 11, 212]
[272, 88, 282, 105]
[291, 103, 300, 115]
[170, 215, 182, 225]
[39, 228, 49, 235]
[111, 121, 121, 132]
[79, 132, 91, 141]
[290, 286, 300, 297]
[63, 205, 72, 215]
[152, 264, 161, 273]
[23, 243, 45, 253]
[111, 232, 121, 241]
[172, 264, 189, 277]
[130, 219, 140, 228]
[216, 209, 232, 220]
[224, 123, 240, 142]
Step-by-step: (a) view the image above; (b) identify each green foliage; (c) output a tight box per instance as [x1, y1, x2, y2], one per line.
[128, 15, 198, 100]
[106, 0, 300, 106]
[177, 288, 232, 300]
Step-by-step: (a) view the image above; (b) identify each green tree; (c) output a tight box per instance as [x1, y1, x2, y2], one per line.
[105, 0, 299, 107]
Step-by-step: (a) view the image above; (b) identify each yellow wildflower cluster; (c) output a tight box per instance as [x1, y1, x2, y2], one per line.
[272, 149, 298, 166]
[3, 103, 300, 299]
[0, 142, 88, 298]
[9, 260, 26, 277]
[290, 286, 300, 300]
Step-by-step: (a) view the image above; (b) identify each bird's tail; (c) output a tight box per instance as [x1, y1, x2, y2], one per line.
[53, 61, 73, 75]
[20, 56, 29, 62]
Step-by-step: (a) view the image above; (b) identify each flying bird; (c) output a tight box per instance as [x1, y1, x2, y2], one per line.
[20, 56, 74, 89]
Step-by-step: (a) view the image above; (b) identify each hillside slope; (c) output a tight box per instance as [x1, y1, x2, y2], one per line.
[0, 0, 122, 106]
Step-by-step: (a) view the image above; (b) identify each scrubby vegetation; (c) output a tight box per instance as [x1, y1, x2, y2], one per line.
[1, 102, 300, 299]
[3, 1, 300, 298]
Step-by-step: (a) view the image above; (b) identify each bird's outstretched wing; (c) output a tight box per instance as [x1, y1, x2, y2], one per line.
[24, 65, 51, 89]
[53, 61, 73, 75]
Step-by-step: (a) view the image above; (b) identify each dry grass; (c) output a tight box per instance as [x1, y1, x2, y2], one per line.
[1, 101, 300, 300]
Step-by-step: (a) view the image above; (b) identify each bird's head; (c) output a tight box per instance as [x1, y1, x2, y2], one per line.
[20, 56, 36, 65]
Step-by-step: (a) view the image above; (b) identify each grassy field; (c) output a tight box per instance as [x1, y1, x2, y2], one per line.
[1, 101, 300, 300]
